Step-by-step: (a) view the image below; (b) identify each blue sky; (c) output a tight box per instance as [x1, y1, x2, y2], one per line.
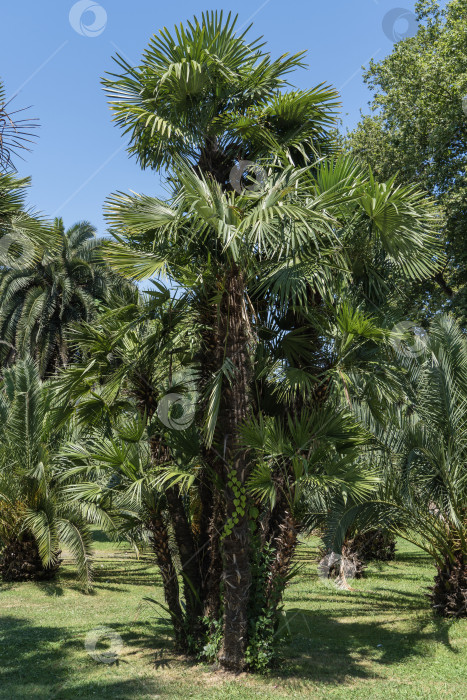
[0, 0, 436, 236]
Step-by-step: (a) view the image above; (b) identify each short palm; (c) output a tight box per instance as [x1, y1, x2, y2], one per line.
[327, 315, 467, 616]
[0, 359, 101, 585]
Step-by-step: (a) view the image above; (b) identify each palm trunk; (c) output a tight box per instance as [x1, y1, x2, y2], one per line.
[345, 529, 396, 563]
[0, 534, 61, 582]
[217, 268, 253, 672]
[164, 486, 203, 625]
[202, 487, 224, 622]
[430, 551, 467, 617]
[195, 299, 226, 625]
[265, 510, 299, 612]
[147, 514, 186, 648]
[149, 435, 203, 629]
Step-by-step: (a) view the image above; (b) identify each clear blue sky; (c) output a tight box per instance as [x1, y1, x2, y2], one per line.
[0, 0, 440, 236]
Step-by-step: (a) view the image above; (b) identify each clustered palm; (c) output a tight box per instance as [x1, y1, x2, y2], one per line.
[54, 294, 205, 643]
[97, 12, 442, 671]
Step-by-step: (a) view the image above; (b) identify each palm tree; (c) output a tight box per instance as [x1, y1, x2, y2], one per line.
[59, 415, 191, 648]
[0, 359, 103, 585]
[0, 78, 56, 276]
[0, 169, 54, 279]
[101, 12, 442, 670]
[326, 314, 467, 616]
[0, 217, 119, 377]
[103, 150, 440, 664]
[0, 76, 38, 171]
[242, 406, 377, 657]
[54, 293, 204, 644]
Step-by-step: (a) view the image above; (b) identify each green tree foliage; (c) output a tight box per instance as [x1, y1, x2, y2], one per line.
[0, 359, 103, 586]
[0, 217, 123, 377]
[347, 0, 467, 321]
[100, 11, 441, 671]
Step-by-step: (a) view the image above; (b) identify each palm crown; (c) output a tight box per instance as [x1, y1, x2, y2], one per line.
[103, 11, 340, 180]
[0, 217, 118, 376]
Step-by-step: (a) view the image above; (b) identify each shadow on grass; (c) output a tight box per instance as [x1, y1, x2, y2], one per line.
[0, 604, 458, 699]
[273, 607, 457, 687]
[395, 550, 434, 564]
[0, 543, 459, 698]
[0, 615, 171, 700]
[0, 615, 82, 699]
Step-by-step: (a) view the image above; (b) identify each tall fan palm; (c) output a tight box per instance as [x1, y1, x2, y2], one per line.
[0, 217, 117, 377]
[101, 12, 441, 670]
[0, 359, 102, 585]
[104, 160, 354, 668]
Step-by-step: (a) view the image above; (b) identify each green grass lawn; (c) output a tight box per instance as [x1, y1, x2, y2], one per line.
[1, 536, 466, 700]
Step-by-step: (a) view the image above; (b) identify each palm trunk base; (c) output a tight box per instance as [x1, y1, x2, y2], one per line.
[346, 529, 396, 564]
[218, 523, 251, 672]
[1, 536, 60, 582]
[430, 554, 467, 617]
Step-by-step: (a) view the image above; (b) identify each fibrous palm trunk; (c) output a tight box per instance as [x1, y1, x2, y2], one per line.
[346, 529, 396, 563]
[265, 510, 299, 612]
[195, 297, 225, 624]
[217, 268, 253, 672]
[164, 486, 203, 627]
[147, 514, 186, 649]
[0, 534, 60, 582]
[430, 551, 467, 617]
[202, 487, 224, 622]
[149, 434, 203, 636]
